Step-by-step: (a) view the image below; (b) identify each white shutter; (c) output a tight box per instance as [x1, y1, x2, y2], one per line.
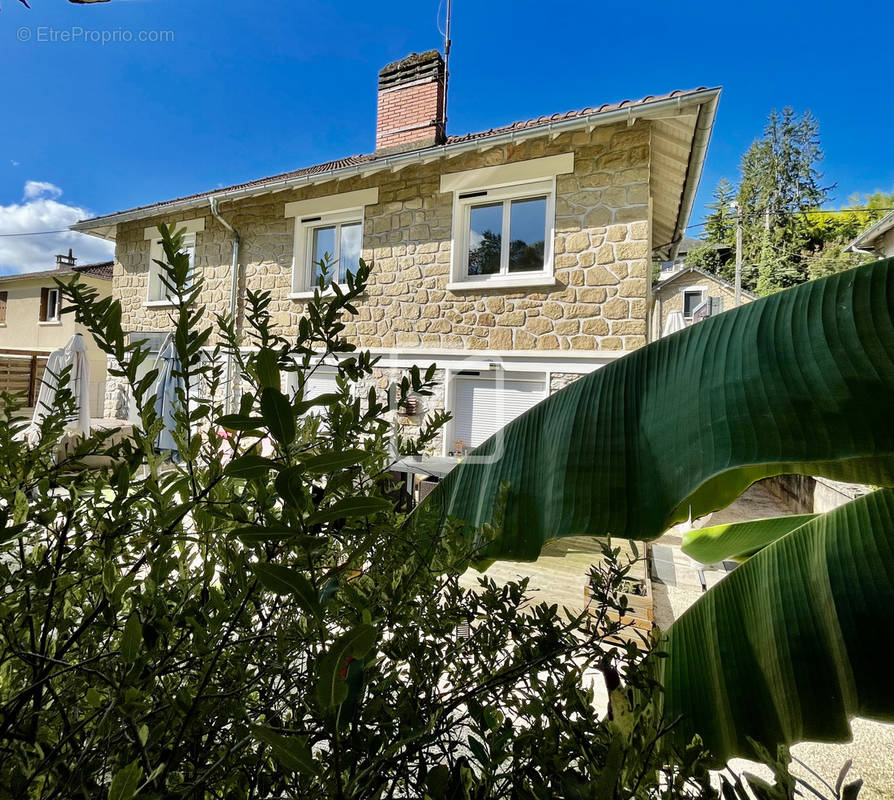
[305, 369, 338, 402]
[452, 372, 546, 449]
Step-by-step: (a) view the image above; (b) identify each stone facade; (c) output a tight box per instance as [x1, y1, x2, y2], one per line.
[652, 267, 754, 335]
[107, 121, 658, 427]
[112, 122, 651, 351]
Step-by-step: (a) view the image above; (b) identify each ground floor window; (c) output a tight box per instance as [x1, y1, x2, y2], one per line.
[449, 370, 546, 453]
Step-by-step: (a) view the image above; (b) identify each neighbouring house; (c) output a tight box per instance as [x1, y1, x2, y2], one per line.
[0, 251, 112, 414]
[651, 265, 756, 338]
[846, 209, 894, 259]
[71, 51, 720, 454]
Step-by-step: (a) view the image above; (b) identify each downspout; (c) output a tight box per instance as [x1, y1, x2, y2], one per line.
[209, 196, 240, 413]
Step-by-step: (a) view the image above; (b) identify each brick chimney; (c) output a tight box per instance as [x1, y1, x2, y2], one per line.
[55, 249, 76, 270]
[376, 50, 446, 154]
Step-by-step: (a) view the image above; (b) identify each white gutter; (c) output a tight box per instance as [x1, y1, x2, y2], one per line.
[72, 88, 721, 236]
[209, 195, 240, 414]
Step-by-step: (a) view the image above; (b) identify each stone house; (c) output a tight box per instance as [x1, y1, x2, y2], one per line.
[72, 51, 720, 454]
[0, 252, 112, 414]
[651, 265, 756, 338]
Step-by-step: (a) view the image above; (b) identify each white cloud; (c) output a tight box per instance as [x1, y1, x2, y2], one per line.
[0, 182, 115, 275]
[23, 181, 63, 200]
[11, 161, 21, 168]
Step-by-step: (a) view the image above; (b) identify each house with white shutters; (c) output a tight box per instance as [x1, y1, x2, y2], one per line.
[71, 51, 719, 454]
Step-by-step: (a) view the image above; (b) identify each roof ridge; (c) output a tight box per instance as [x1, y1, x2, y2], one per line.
[73, 86, 719, 230]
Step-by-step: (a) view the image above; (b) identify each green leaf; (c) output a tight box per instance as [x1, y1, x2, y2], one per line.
[407, 261, 894, 563]
[301, 449, 368, 475]
[260, 387, 295, 445]
[275, 466, 306, 512]
[251, 563, 321, 619]
[658, 489, 894, 765]
[120, 614, 142, 664]
[251, 726, 316, 775]
[306, 496, 391, 526]
[254, 349, 281, 390]
[315, 624, 377, 709]
[224, 454, 280, 479]
[108, 760, 142, 800]
[217, 414, 266, 432]
[231, 524, 321, 548]
[681, 514, 817, 564]
[295, 392, 342, 415]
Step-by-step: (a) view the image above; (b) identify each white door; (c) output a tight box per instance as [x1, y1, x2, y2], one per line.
[451, 371, 546, 451]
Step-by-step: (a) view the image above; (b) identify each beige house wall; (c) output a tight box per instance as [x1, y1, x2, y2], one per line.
[0, 274, 111, 413]
[112, 122, 651, 352]
[106, 122, 661, 436]
[652, 269, 754, 335]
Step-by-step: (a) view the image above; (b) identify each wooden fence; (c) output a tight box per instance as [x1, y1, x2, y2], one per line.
[0, 350, 50, 407]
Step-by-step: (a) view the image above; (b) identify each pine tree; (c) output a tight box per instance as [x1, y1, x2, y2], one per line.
[739, 108, 831, 293]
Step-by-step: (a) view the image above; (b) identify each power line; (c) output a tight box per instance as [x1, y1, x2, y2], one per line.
[2, 207, 892, 241]
[0, 229, 73, 238]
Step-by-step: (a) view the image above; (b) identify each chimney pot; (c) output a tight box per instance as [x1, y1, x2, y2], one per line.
[55, 250, 77, 270]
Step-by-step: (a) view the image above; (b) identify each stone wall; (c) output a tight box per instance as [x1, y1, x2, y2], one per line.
[109, 122, 654, 417]
[653, 268, 753, 334]
[549, 372, 584, 394]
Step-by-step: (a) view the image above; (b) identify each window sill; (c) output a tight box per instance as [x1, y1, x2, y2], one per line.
[288, 284, 348, 301]
[144, 300, 181, 309]
[447, 275, 558, 292]
[38, 320, 63, 326]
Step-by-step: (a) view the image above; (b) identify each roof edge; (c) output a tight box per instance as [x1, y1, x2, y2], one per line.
[0, 261, 114, 284]
[846, 209, 894, 252]
[72, 87, 722, 238]
[653, 265, 759, 299]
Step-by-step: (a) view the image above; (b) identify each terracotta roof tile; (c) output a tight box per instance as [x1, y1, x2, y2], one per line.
[76, 88, 713, 226]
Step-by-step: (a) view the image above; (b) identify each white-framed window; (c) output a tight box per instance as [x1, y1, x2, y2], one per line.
[287, 365, 348, 419]
[39, 287, 61, 322]
[682, 288, 706, 319]
[143, 218, 205, 306]
[297, 211, 363, 291]
[441, 153, 573, 291]
[147, 234, 195, 303]
[285, 188, 379, 296]
[447, 369, 547, 454]
[457, 181, 554, 281]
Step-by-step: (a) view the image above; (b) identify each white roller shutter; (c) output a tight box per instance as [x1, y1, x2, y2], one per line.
[304, 368, 339, 402]
[452, 372, 546, 450]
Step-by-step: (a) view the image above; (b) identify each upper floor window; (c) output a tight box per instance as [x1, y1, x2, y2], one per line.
[148, 234, 195, 303]
[461, 184, 552, 279]
[0, 291, 7, 324]
[683, 289, 705, 319]
[143, 218, 205, 307]
[284, 188, 379, 296]
[39, 288, 61, 322]
[303, 212, 362, 288]
[441, 153, 573, 291]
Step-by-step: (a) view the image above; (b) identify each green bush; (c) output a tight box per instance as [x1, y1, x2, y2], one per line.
[0, 226, 815, 799]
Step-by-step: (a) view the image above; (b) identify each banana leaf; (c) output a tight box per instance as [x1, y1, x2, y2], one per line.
[410, 260, 894, 563]
[681, 514, 817, 564]
[659, 488, 894, 764]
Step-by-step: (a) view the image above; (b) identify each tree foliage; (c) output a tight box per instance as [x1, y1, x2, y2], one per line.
[0, 225, 779, 799]
[687, 107, 893, 294]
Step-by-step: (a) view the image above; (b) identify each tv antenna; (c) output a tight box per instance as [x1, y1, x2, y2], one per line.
[437, 0, 453, 135]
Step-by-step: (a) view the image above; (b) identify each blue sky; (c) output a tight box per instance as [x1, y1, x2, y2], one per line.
[1, 0, 892, 271]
